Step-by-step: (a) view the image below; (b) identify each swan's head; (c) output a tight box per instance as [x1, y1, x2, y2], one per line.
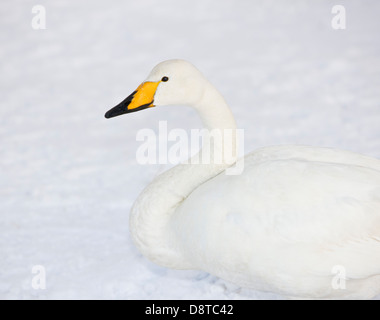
[105, 59, 206, 118]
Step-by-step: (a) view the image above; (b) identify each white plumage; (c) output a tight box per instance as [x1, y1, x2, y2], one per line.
[108, 60, 380, 299]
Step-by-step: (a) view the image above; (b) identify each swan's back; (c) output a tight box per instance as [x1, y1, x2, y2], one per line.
[172, 145, 380, 299]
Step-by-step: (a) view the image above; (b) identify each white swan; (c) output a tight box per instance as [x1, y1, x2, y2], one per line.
[105, 59, 380, 299]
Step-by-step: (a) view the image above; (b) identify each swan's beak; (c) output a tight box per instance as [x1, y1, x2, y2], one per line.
[105, 81, 160, 119]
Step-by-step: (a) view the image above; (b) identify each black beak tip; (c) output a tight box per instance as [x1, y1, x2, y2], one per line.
[105, 93, 135, 119]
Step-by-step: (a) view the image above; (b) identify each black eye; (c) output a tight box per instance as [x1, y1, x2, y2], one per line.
[161, 76, 169, 82]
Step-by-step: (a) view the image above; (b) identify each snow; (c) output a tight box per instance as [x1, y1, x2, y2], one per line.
[1, 0, 379, 299]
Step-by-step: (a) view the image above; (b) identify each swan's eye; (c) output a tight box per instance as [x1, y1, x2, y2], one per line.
[161, 76, 169, 82]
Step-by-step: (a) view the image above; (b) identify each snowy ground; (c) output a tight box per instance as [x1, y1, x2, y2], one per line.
[1, 0, 379, 299]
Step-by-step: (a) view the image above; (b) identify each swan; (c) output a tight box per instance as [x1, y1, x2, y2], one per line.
[105, 59, 380, 299]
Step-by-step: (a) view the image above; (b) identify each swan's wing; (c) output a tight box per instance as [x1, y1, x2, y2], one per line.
[174, 146, 380, 281]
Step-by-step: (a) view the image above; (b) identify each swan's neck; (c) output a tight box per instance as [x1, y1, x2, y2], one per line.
[129, 82, 237, 268]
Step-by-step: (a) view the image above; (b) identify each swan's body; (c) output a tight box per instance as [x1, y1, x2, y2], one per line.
[106, 60, 380, 299]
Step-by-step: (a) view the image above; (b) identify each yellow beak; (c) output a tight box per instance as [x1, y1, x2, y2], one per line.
[105, 81, 160, 119]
